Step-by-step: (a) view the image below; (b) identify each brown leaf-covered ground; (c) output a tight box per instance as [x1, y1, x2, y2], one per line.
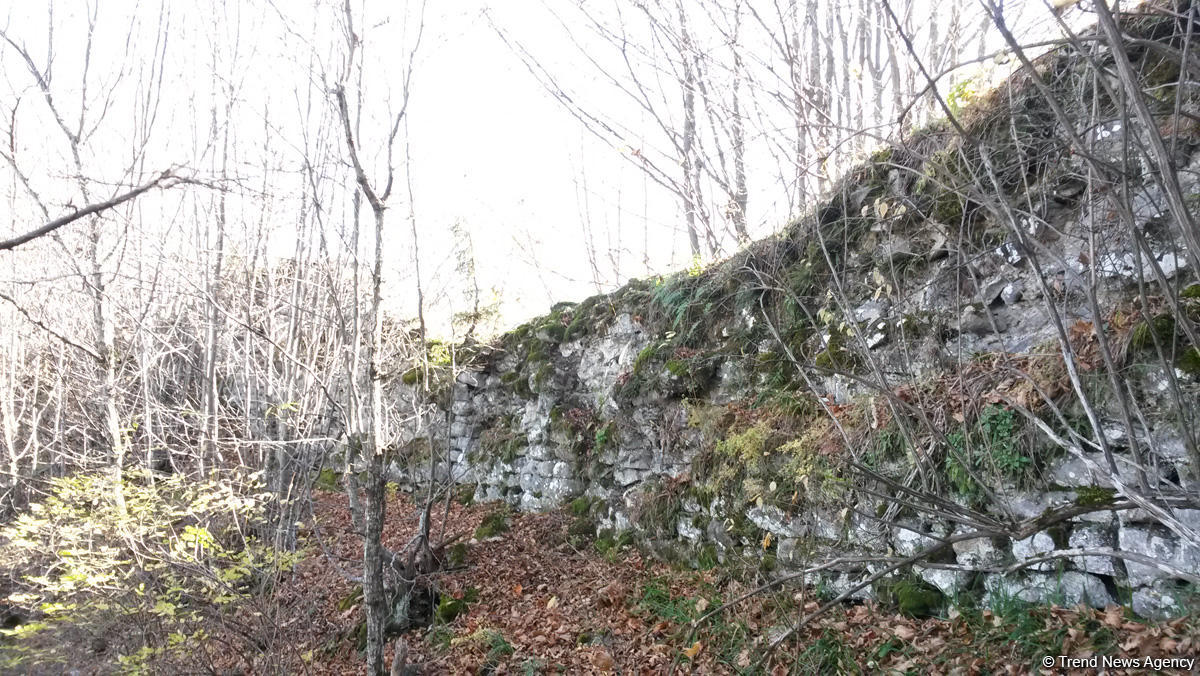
[248, 489, 1200, 675]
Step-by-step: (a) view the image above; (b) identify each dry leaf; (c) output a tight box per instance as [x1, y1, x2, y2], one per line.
[683, 641, 703, 659]
[590, 650, 614, 671]
[1103, 605, 1123, 628]
[695, 597, 709, 613]
[512, 584, 523, 597]
[894, 625, 916, 641]
[546, 595, 559, 610]
[736, 649, 751, 667]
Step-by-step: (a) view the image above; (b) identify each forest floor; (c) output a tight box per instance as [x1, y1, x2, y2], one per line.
[263, 490, 1200, 675]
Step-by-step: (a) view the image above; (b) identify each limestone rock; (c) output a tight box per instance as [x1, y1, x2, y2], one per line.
[1068, 524, 1117, 576]
[985, 571, 1113, 608]
[1011, 532, 1056, 572]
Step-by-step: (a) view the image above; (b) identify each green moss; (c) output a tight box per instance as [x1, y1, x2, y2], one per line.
[448, 542, 468, 567]
[1181, 283, 1200, 300]
[664, 359, 688, 376]
[875, 576, 945, 618]
[499, 371, 522, 386]
[714, 420, 775, 471]
[897, 579, 945, 618]
[759, 551, 778, 572]
[1177, 347, 1200, 376]
[454, 484, 476, 508]
[540, 323, 567, 342]
[633, 344, 659, 372]
[1129, 314, 1176, 350]
[593, 535, 616, 556]
[1074, 485, 1117, 507]
[569, 496, 596, 518]
[532, 363, 554, 391]
[595, 529, 633, 557]
[474, 510, 510, 539]
[313, 467, 341, 492]
[436, 588, 479, 624]
[401, 367, 423, 386]
[563, 296, 613, 341]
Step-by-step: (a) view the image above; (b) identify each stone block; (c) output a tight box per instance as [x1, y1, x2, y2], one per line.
[1068, 523, 1117, 576]
[984, 571, 1113, 608]
[1012, 532, 1056, 571]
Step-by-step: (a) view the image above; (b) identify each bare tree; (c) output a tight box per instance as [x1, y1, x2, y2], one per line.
[332, 1, 425, 672]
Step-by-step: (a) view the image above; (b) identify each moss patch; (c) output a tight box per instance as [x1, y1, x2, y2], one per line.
[474, 510, 511, 539]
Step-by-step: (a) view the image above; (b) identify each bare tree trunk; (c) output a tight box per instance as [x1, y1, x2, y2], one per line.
[679, 2, 702, 258]
[202, 102, 230, 471]
[333, 1, 424, 663]
[730, 1, 749, 242]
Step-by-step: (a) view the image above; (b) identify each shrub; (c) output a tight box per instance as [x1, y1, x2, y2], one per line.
[0, 469, 294, 673]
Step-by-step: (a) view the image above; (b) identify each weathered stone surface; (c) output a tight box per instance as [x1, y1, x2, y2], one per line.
[915, 566, 972, 597]
[747, 505, 805, 538]
[952, 533, 1008, 568]
[706, 519, 735, 551]
[1120, 526, 1176, 586]
[985, 572, 1113, 609]
[1068, 524, 1117, 576]
[777, 537, 802, 567]
[894, 525, 940, 557]
[1011, 532, 1056, 572]
[1132, 581, 1187, 620]
[677, 516, 703, 542]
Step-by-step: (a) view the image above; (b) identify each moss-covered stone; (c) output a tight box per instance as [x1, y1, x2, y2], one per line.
[569, 496, 596, 518]
[532, 362, 554, 392]
[1074, 485, 1117, 507]
[875, 576, 946, 618]
[1129, 314, 1176, 351]
[314, 467, 341, 492]
[538, 323, 567, 342]
[633, 344, 660, 372]
[479, 415, 526, 464]
[435, 587, 479, 623]
[474, 510, 510, 539]
[1177, 347, 1200, 376]
[448, 542, 468, 567]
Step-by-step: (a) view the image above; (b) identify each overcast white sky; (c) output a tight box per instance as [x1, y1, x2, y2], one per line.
[1, 0, 1079, 336]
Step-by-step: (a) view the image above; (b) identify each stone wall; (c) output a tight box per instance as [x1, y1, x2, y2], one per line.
[388, 23, 1200, 619]
[423, 298, 1197, 618]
